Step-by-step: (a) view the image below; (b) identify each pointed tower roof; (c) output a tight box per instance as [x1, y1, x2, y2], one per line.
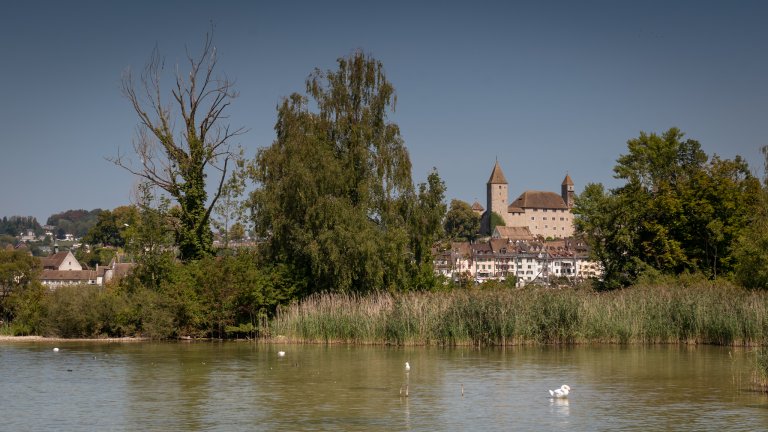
[562, 173, 574, 186]
[471, 201, 484, 212]
[487, 160, 508, 184]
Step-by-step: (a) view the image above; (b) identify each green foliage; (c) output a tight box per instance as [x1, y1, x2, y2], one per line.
[733, 146, 768, 289]
[489, 211, 506, 233]
[83, 206, 138, 247]
[575, 128, 761, 288]
[250, 51, 445, 294]
[443, 199, 480, 241]
[0, 216, 42, 237]
[47, 209, 101, 238]
[0, 249, 41, 322]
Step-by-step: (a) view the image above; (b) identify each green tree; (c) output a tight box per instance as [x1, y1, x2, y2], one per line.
[0, 249, 41, 323]
[83, 206, 139, 247]
[489, 211, 506, 234]
[734, 146, 768, 288]
[443, 199, 480, 241]
[111, 31, 244, 261]
[575, 128, 760, 288]
[250, 51, 444, 294]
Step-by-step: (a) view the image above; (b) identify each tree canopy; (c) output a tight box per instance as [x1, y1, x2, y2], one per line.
[574, 128, 761, 288]
[250, 51, 445, 294]
[443, 199, 480, 241]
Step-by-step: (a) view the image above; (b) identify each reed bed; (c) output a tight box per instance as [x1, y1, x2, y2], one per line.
[269, 281, 768, 346]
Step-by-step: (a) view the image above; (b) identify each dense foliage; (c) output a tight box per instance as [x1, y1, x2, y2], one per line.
[46, 209, 101, 238]
[0, 216, 42, 237]
[443, 199, 480, 241]
[250, 51, 445, 295]
[574, 128, 761, 289]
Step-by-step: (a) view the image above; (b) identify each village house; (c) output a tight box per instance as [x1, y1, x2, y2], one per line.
[39, 248, 134, 288]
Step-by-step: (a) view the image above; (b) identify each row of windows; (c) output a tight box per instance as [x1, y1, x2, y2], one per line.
[530, 217, 569, 221]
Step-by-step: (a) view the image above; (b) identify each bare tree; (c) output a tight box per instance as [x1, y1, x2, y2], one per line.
[111, 31, 244, 260]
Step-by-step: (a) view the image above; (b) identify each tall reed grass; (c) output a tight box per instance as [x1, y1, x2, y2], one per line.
[269, 281, 768, 346]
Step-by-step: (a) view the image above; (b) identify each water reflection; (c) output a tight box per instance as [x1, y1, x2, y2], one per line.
[0, 343, 766, 431]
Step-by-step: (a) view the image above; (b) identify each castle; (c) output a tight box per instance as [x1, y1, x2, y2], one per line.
[474, 161, 575, 238]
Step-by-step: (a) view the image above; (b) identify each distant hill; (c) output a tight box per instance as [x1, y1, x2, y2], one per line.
[46, 209, 102, 238]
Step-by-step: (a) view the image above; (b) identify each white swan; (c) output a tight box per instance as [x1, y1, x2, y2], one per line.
[548, 384, 571, 398]
[277, 351, 285, 357]
[405, 361, 410, 371]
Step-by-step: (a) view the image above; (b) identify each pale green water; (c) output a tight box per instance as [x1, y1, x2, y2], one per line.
[1, 342, 766, 431]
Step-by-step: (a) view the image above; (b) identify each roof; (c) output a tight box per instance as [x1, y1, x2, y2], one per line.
[493, 226, 534, 241]
[40, 251, 70, 269]
[471, 201, 484, 211]
[41, 269, 96, 282]
[562, 174, 574, 186]
[510, 191, 568, 210]
[487, 161, 508, 185]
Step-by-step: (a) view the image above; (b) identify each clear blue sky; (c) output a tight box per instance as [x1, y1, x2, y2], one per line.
[2, 0, 767, 224]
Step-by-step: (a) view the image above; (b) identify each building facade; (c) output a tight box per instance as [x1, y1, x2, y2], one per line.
[481, 161, 575, 238]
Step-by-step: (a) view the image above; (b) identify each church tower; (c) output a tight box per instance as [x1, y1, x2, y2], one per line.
[561, 173, 574, 208]
[486, 160, 508, 232]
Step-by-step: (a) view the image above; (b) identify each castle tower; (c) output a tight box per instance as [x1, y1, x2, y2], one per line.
[486, 160, 508, 232]
[561, 173, 574, 208]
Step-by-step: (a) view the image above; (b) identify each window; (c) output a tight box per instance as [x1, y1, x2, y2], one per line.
[560, 217, 564, 221]
[543, 217, 547, 220]
[543, 209, 547, 212]
[531, 217, 535, 220]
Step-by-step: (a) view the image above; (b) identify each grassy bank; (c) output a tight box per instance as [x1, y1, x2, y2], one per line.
[269, 281, 768, 346]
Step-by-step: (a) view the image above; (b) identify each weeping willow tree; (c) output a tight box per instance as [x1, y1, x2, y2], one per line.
[250, 51, 445, 295]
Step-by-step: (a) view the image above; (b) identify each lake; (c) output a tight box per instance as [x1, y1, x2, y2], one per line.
[1, 342, 766, 431]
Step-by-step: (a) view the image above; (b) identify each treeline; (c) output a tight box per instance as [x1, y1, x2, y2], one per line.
[0, 216, 41, 236]
[46, 209, 101, 238]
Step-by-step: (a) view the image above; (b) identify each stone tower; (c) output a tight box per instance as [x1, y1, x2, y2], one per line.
[485, 160, 508, 232]
[561, 173, 574, 208]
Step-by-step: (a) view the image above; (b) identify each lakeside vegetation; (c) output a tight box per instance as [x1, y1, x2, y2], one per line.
[269, 278, 768, 346]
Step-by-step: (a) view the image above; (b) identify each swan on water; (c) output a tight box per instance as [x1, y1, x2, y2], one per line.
[548, 384, 571, 398]
[405, 361, 410, 371]
[53, 348, 59, 352]
[278, 351, 286, 357]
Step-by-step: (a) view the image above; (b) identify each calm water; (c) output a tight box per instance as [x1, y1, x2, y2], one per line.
[1, 342, 766, 431]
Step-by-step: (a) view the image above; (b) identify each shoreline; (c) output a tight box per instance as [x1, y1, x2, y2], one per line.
[0, 335, 149, 343]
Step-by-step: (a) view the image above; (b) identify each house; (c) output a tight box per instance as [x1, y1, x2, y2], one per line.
[39, 249, 95, 287]
[433, 237, 602, 287]
[39, 251, 136, 288]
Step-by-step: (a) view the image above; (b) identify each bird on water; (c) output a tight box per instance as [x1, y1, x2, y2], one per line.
[548, 384, 571, 398]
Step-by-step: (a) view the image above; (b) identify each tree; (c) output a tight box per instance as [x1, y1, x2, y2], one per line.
[444, 200, 480, 241]
[489, 211, 506, 234]
[575, 128, 761, 288]
[111, 31, 244, 261]
[83, 206, 139, 248]
[250, 51, 444, 294]
[734, 146, 768, 288]
[0, 249, 41, 323]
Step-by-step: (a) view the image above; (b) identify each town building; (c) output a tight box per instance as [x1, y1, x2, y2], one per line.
[480, 161, 575, 238]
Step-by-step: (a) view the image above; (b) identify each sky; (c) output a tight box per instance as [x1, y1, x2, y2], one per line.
[1, 0, 767, 224]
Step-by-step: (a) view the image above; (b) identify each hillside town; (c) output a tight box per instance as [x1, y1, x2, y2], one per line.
[434, 161, 602, 286]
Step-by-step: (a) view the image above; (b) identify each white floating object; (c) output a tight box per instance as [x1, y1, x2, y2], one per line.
[548, 384, 571, 398]
[53, 348, 59, 352]
[277, 351, 286, 357]
[405, 361, 410, 371]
